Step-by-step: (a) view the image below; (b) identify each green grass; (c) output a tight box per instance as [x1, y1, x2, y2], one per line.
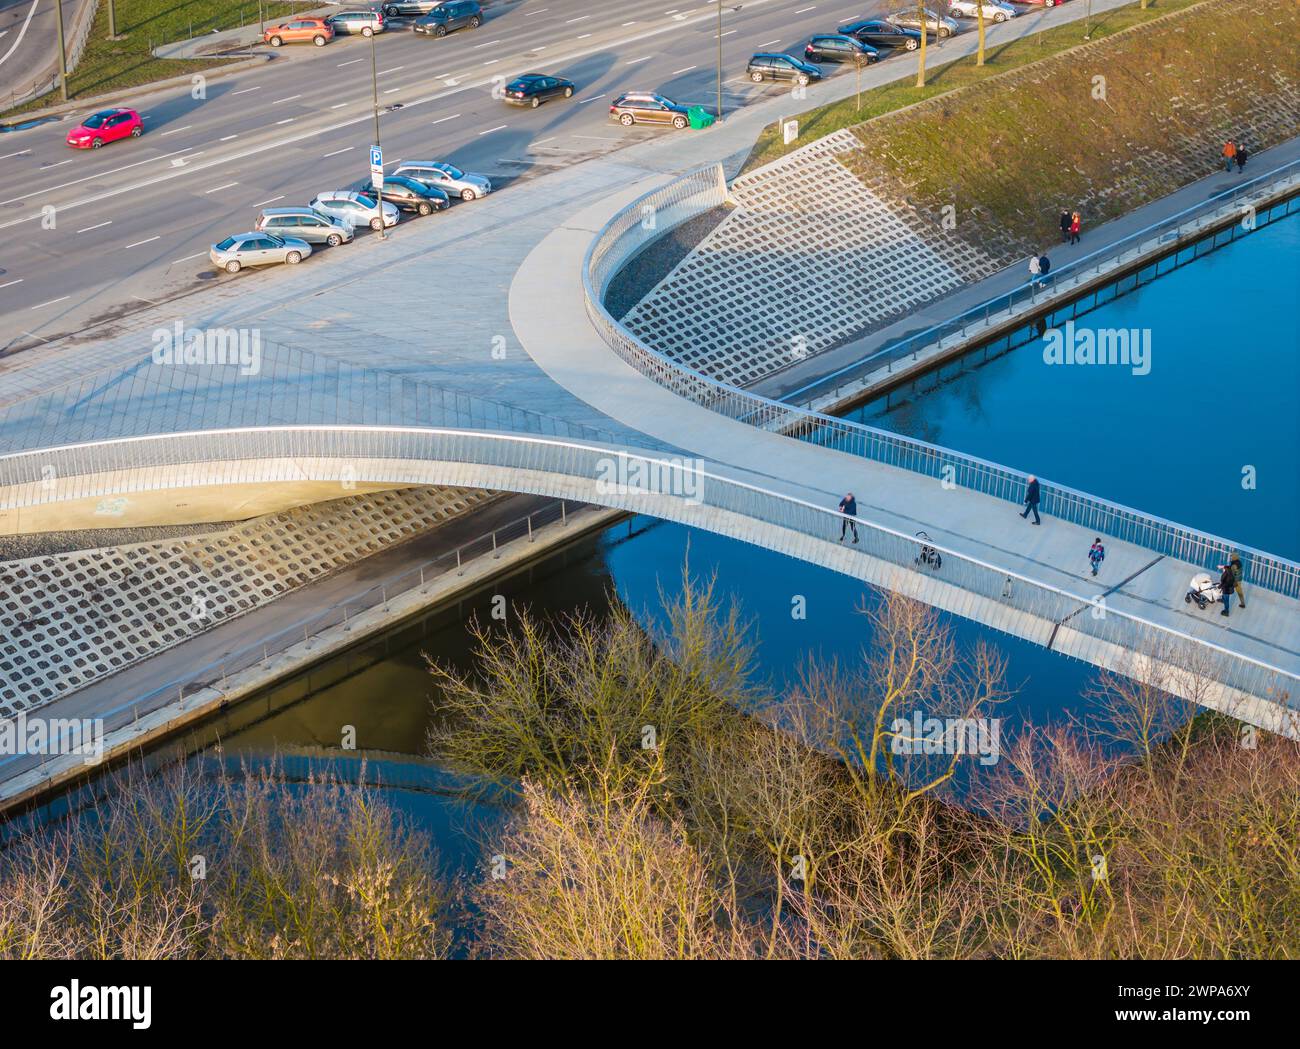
[742, 0, 1205, 174]
[3, 0, 316, 116]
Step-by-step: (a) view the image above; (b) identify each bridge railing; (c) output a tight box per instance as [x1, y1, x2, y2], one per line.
[582, 164, 1300, 601]
[2, 427, 1296, 727]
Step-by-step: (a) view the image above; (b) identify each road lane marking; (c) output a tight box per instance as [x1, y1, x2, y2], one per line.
[275, 118, 294, 124]
[171, 252, 205, 264]
[338, 58, 363, 67]
[672, 65, 697, 74]
[253, 195, 284, 207]
[42, 158, 73, 168]
[125, 236, 161, 248]
[431, 113, 461, 124]
[376, 66, 404, 76]
[0, 0, 40, 69]
[478, 125, 507, 135]
[232, 85, 261, 94]
[1, 146, 200, 205]
[160, 125, 192, 136]
[76, 221, 112, 233]
[0, 149, 31, 160]
[30, 296, 70, 310]
[220, 134, 238, 141]
[577, 94, 606, 103]
[273, 94, 302, 104]
[205, 182, 238, 193]
[0, 278, 23, 290]
[626, 55, 652, 64]
[324, 146, 353, 157]
[330, 102, 348, 108]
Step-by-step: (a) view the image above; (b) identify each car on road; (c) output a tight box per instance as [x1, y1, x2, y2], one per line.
[390, 161, 492, 200]
[65, 108, 143, 149]
[746, 53, 823, 85]
[381, 0, 440, 15]
[309, 191, 400, 230]
[255, 207, 355, 247]
[802, 35, 879, 65]
[948, 1, 1017, 22]
[263, 18, 334, 47]
[411, 0, 483, 36]
[837, 19, 923, 51]
[326, 10, 386, 36]
[210, 232, 313, 273]
[376, 176, 451, 215]
[609, 92, 693, 129]
[887, 9, 961, 38]
[503, 73, 576, 107]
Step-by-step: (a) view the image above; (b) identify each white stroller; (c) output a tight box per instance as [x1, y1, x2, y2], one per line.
[1184, 572, 1224, 611]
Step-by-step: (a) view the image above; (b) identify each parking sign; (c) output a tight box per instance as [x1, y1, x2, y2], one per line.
[370, 146, 384, 189]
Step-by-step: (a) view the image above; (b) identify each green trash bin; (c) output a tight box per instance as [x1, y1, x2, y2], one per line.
[687, 105, 715, 129]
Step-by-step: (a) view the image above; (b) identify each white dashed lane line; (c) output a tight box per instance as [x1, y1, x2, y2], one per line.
[672, 66, 697, 74]
[205, 182, 238, 193]
[577, 94, 607, 103]
[273, 94, 302, 104]
[124, 236, 161, 248]
[76, 221, 112, 233]
[171, 253, 206, 265]
[159, 125, 191, 136]
[0, 278, 23, 290]
[30, 296, 69, 310]
[231, 85, 261, 95]
[253, 196, 284, 207]
[431, 113, 461, 124]
[338, 58, 363, 67]
[324, 146, 353, 157]
[478, 125, 507, 136]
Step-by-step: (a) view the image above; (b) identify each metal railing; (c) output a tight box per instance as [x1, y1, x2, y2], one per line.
[582, 163, 1300, 600]
[2, 428, 1295, 730]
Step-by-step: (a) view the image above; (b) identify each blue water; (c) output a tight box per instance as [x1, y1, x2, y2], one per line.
[132, 208, 1296, 858]
[858, 212, 1300, 558]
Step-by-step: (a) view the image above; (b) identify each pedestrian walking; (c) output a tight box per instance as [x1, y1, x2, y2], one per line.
[838, 492, 859, 543]
[1020, 475, 1041, 525]
[1236, 143, 1249, 173]
[1069, 211, 1081, 246]
[1218, 551, 1247, 609]
[1059, 209, 1072, 243]
[1028, 254, 1041, 283]
[1222, 139, 1236, 172]
[1218, 562, 1236, 617]
[1038, 254, 1052, 281]
[1088, 538, 1105, 576]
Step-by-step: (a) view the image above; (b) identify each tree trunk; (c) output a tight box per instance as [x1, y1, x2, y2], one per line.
[916, 1, 927, 88]
[976, 3, 986, 67]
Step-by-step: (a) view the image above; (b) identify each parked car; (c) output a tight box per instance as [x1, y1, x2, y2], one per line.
[887, 9, 961, 38]
[263, 18, 334, 47]
[837, 19, 923, 50]
[1016, 0, 1065, 6]
[255, 207, 355, 247]
[746, 53, 823, 85]
[326, 10, 386, 36]
[609, 92, 692, 129]
[390, 161, 492, 201]
[949, 1, 1016, 22]
[412, 0, 483, 36]
[376, 176, 451, 215]
[503, 73, 576, 107]
[381, 0, 440, 15]
[210, 232, 312, 273]
[309, 191, 400, 230]
[803, 35, 879, 64]
[65, 107, 143, 149]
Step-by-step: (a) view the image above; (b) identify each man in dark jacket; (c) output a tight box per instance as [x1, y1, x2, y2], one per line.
[1218, 551, 1246, 609]
[1219, 563, 1237, 617]
[838, 492, 859, 543]
[1020, 475, 1041, 525]
[1059, 209, 1071, 243]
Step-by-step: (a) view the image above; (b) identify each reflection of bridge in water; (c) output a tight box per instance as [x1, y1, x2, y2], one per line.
[1, 160, 1297, 740]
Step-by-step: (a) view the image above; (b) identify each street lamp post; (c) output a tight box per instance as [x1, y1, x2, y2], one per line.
[54, 0, 69, 101]
[370, 26, 386, 240]
[716, 0, 723, 122]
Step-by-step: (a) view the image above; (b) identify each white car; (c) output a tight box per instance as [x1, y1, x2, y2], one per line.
[308, 191, 400, 231]
[949, 1, 1016, 21]
[391, 161, 492, 201]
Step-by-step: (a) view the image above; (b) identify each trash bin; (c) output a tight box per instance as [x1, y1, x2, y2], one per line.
[687, 105, 715, 129]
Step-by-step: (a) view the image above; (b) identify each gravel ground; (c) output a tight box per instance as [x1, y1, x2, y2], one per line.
[0, 521, 237, 563]
[604, 204, 732, 320]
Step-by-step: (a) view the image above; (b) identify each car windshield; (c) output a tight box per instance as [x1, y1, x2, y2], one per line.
[215, 237, 237, 251]
[439, 165, 464, 179]
[355, 195, 376, 207]
[83, 113, 111, 128]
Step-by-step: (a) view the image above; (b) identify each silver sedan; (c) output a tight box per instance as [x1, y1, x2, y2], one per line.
[210, 232, 313, 274]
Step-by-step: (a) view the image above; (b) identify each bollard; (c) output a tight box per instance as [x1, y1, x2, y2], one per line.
[492, 532, 500, 559]
[457, 548, 463, 576]
[527, 515, 534, 543]
[419, 565, 426, 593]
[343, 605, 351, 632]
[561, 502, 567, 526]
[382, 586, 389, 612]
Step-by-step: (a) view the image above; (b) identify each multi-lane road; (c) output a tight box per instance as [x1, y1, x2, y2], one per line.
[0, 0, 1038, 352]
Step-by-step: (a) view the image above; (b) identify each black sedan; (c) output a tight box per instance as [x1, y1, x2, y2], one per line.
[804, 34, 880, 64]
[377, 176, 451, 215]
[837, 19, 923, 51]
[503, 73, 576, 108]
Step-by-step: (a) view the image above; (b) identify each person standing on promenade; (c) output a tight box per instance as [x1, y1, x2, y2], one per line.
[1236, 143, 1249, 173]
[1069, 211, 1082, 245]
[838, 492, 859, 543]
[1020, 476, 1041, 525]
[1059, 209, 1072, 243]
[1088, 538, 1105, 576]
[1028, 254, 1041, 283]
[1218, 551, 1247, 610]
[1219, 562, 1237, 617]
[1222, 139, 1237, 172]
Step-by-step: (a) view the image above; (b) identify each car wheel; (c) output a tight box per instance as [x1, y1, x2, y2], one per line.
[91, 137, 103, 148]
[749, 71, 764, 83]
[225, 260, 241, 273]
[384, 5, 397, 17]
[531, 96, 540, 108]
[995, 12, 1008, 22]
[435, 24, 447, 36]
[417, 201, 432, 216]
[619, 113, 634, 126]
[362, 26, 373, 37]
[313, 35, 326, 46]
[269, 35, 283, 46]
[940, 28, 951, 38]
[326, 233, 343, 247]
[370, 217, 383, 231]
[672, 115, 687, 129]
[905, 38, 918, 51]
[130, 126, 142, 138]
[460, 188, 476, 201]
[469, 16, 481, 27]
[286, 250, 303, 264]
[563, 86, 573, 97]
[1044, 0, 1055, 5]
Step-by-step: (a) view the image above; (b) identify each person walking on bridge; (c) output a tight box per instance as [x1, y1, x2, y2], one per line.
[1028, 254, 1041, 284]
[1222, 139, 1237, 172]
[1218, 551, 1247, 610]
[1218, 562, 1237, 617]
[838, 492, 859, 543]
[1020, 475, 1041, 525]
[1069, 211, 1082, 246]
[1059, 209, 1072, 243]
[1088, 538, 1105, 576]
[1235, 143, 1249, 173]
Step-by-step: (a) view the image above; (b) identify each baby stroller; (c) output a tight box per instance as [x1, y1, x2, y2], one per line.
[914, 531, 942, 571]
[1184, 572, 1223, 610]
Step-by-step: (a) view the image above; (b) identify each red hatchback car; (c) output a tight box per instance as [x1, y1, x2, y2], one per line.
[66, 108, 143, 149]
